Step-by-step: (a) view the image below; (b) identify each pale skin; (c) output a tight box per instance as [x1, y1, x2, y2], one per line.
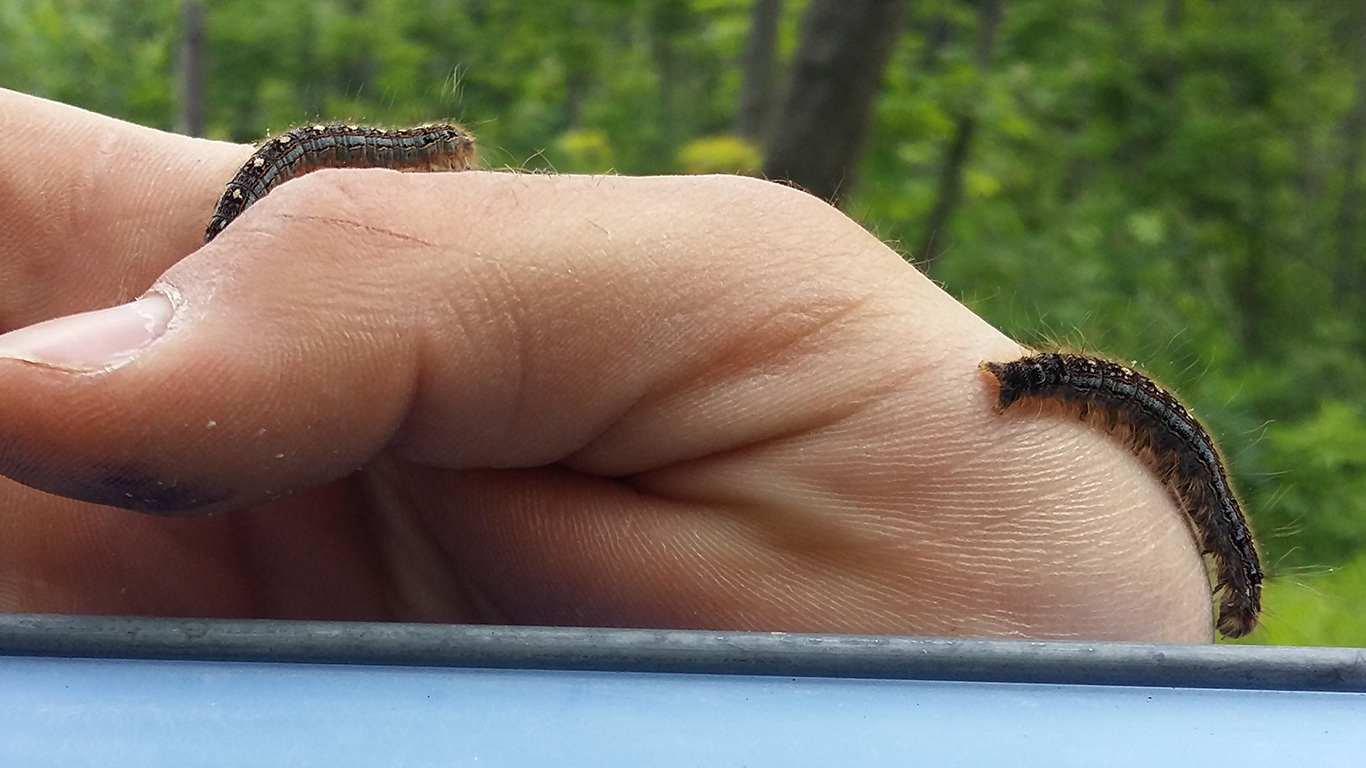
[0, 88, 1212, 641]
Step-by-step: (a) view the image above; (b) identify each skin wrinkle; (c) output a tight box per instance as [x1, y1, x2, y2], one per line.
[289, 212, 445, 246]
[284, 167, 478, 249]
[453, 203, 852, 472]
[630, 462, 874, 559]
[623, 383, 870, 497]
[677, 380, 966, 510]
[360, 457, 490, 622]
[580, 299, 894, 477]
[970, 408, 1195, 551]
[403, 256, 539, 463]
[638, 476, 919, 573]
[83, 134, 182, 306]
[453, 475, 816, 629]
[787, 533, 953, 615]
[660, 524, 776, 617]
[719, 551, 912, 633]
[500, 260, 547, 462]
[564, 195, 879, 466]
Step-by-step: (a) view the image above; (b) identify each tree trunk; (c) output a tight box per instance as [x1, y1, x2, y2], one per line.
[916, 119, 975, 274]
[920, 12, 954, 70]
[649, 0, 695, 153]
[734, 0, 783, 140]
[175, 1, 206, 137]
[762, 0, 911, 205]
[916, 0, 1006, 276]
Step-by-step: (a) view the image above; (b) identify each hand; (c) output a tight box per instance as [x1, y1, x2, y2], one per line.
[0, 89, 1212, 641]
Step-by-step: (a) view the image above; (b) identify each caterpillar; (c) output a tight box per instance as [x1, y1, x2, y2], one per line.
[205, 123, 475, 243]
[981, 352, 1262, 639]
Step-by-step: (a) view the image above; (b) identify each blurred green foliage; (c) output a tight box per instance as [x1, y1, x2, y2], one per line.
[677, 134, 762, 174]
[1233, 549, 1366, 647]
[4, 0, 1365, 645]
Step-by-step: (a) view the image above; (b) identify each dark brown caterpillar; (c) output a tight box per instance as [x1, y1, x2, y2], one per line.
[980, 352, 1262, 639]
[205, 123, 476, 243]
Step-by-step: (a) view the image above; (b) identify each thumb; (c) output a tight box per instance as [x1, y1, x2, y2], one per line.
[0, 170, 947, 515]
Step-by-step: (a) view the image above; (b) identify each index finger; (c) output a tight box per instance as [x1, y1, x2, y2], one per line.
[0, 88, 248, 329]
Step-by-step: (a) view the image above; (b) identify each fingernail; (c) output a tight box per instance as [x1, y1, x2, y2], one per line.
[0, 293, 173, 372]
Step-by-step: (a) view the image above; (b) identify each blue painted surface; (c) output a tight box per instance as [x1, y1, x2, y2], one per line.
[1, 654, 1362, 766]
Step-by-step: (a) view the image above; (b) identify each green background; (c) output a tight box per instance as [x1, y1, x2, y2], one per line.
[5, 0, 1364, 646]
